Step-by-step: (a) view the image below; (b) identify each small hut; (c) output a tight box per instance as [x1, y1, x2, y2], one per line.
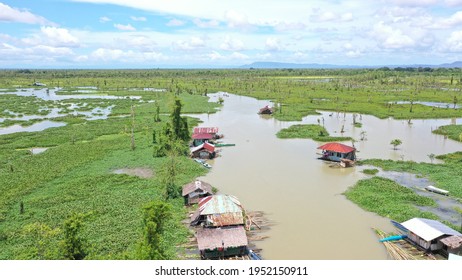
[193, 127, 223, 139]
[191, 133, 214, 147]
[317, 142, 356, 164]
[182, 180, 213, 205]
[400, 218, 462, 253]
[258, 105, 273, 115]
[190, 142, 216, 159]
[196, 226, 248, 259]
[190, 194, 244, 227]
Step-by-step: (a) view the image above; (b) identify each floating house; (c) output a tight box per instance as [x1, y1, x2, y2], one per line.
[182, 180, 213, 205]
[400, 218, 462, 253]
[318, 142, 356, 164]
[194, 127, 219, 135]
[193, 127, 223, 139]
[258, 105, 273, 115]
[191, 194, 244, 227]
[196, 226, 248, 259]
[191, 133, 214, 147]
[190, 142, 216, 159]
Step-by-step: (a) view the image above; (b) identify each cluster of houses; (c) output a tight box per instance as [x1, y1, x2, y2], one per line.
[182, 180, 252, 260]
[189, 127, 223, 160]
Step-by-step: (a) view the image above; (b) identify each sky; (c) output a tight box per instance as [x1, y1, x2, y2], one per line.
[1, 0, 462, 68]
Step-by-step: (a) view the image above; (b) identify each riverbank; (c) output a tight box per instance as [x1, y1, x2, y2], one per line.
[0, 90, 218, 259]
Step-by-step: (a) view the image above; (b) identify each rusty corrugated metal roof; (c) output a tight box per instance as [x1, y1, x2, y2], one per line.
[198, 195, 242, 215]
[196, 226, 248, 251]
[207, 212, 244, 227]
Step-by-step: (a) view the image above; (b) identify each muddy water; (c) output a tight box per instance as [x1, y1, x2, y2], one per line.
[191, 93, 462, 260]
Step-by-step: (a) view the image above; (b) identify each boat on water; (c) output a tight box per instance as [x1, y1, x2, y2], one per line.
[194, 158, 212, 169]
[215, 143, 236, 147]
[424, 185, 449, 196]
[379, 235, 407, 242]
[391, 220, 409, 234]
[248, 249, 263, 260]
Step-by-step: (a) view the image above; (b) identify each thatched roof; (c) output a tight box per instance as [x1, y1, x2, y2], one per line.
[182, 180, 213, 196]
[196, 226, 248, 251]
[440, 235, 462, 249]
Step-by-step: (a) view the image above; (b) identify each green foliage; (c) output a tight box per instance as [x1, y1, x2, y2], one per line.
[362, 168, 379, 175]
[136, 201, 172, 260]
[22, 222, 62, 260]
[61, 213, 88, 260]
[433, 124, 462, 142]
[344, 177, 437, 222]
[276, 124, 351, 142]
[390, 139, 402, 150]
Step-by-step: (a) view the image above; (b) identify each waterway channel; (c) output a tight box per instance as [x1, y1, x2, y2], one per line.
[190, 93, 462, 260]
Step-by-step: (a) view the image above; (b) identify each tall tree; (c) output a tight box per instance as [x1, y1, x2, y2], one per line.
[61, 213, 87, 260]
[136, 201, 172, 260]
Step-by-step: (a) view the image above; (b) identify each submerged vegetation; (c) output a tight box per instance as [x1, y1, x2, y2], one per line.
[1, 68, 462, 259]
[276, 124, 351, 142]
[344, 177, 438, 222]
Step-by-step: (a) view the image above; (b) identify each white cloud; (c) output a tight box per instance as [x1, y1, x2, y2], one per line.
[208, 51, 224, 60]
[90, 48, 166, 62]
[274, 22, 306, 32]
[166, 18, 185, 26]
[385, 0, 438, 6]
[131, 16, 147, 21]
[193, 18, 220, 28]
[265, 37, 283, 51]
[40, 26, 80, 47]
[21, 26, 80, 48]
[219, 36, 244, 51]
[446, 30, 462, 51]
[225, 10, 251, 29]
[371, 22, 415, 49]
[0, 3, 53, 25]
[230, 52, 249, 60]
[114, 23, 136, 31]
[173, 36, 206, 50]
[99, 16, 111, 23]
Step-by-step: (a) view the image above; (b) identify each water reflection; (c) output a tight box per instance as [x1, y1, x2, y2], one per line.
[190, 93, 462, 260]
[0, 120, 66, 135]
[1, 87, 141, 101]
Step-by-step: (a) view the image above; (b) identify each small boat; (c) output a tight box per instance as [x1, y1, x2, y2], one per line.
[215, 143, 236, 147]
[379, 235, 407, 242]
[194, 158, 204, 164]
[248, 249, 263, 260]
[390, 220, 409, 234]
[424, 185, 449, 196]
[193, 158, 211, 168]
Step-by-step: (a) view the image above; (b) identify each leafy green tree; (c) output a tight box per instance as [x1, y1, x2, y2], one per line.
[136, 201, 172, 260]
[23, 222, 61, 259]
[390, 139, 402, 150]
[61, 213, 88, 260]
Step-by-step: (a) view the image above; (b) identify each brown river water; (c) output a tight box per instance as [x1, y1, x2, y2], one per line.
[188, 93, 462, 260]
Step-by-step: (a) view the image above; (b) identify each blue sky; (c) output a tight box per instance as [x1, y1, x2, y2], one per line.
[2, 0, 462, 68]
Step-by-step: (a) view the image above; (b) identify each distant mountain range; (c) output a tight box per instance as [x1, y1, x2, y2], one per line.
[240, 61, 462, 69]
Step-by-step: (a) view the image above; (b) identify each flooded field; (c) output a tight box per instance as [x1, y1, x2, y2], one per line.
[0, 87, 132, 135]
[192, 93, 462, 260]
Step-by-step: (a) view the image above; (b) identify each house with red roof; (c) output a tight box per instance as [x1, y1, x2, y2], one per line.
[317, 142, 356, 163]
